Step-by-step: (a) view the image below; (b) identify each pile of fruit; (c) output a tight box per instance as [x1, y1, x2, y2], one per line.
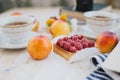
[46, 13, 68, 27]
[27, 31, 119, 60]
[46, 13, 71, 37]
[24, 10, 119, 60]
[56, 35, 95, 53]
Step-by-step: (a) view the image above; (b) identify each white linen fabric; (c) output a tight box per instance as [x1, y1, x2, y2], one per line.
[86, 54, 120, 80]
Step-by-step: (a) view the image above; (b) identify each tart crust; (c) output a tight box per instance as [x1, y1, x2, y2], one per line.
[53, 44, 75, 60]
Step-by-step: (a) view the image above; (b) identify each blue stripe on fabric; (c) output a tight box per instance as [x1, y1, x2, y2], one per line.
[90, 73, 108, 80]
[86, 77, 93, 80]
[94, 71, 113, 80]
[97, 55, 105, 62]
[92, 57, 99, 66]
[101, 54, 108, 60]
[86, 54, 115, 80]
[103, 54, 108, 58]
[97, 67, 105, 72]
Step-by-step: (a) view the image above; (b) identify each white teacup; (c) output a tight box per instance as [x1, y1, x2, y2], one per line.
[0, 16, 36, 43]
[84, 11, 120, 33]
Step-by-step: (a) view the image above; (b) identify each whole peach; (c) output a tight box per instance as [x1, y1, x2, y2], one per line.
[27, 36, 52, 60]
[50, 19, 71, 37]
[96, 31, 118, 53]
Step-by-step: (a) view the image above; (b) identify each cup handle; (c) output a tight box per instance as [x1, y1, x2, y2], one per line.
[29, 15, 37, 24]
[33, 18, 37, 24]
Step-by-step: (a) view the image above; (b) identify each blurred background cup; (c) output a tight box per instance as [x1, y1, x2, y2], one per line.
[0, 16, 36, 43]
[84, 11, 120, 34]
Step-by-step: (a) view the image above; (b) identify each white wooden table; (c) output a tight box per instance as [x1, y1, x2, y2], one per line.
[1, 7, 120, 80]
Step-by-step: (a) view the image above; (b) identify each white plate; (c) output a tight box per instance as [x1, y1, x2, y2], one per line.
[78, 25, 119, 40]
[101, 41, 120, 73]
[0, 32, 40, 49]
[69, 47, 99, 63]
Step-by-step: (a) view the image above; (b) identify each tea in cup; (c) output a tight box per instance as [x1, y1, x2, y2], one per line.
[0, 16, 36, 43]
[84, 11, 120, 33]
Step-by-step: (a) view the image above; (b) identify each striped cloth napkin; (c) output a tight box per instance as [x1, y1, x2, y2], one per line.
[86, 54, 120, 80]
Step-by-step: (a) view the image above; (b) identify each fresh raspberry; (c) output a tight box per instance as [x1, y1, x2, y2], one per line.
[74, 42, 83, 50]
[82, 38, 88, 43]
[59, 41, 66, 48]
[88, 40, 95, 47]
[82, 42, 89, 48]
[78, 35, 84, 39]
[69, 46, 77, 53]
[56, 39, 63, 46]
[63, 42, 71, 51]
[70, 40, 75, 46]
[63, 37, 69, 41]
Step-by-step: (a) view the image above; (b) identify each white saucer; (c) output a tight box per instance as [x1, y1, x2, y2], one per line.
[0, 32, 39, 49]
[78, 25, 119, 40]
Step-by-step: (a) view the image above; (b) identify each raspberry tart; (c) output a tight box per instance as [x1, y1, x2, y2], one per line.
[53, 35, 95, 60]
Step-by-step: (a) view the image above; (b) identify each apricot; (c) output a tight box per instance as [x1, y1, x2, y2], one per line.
[50, 19, 71, 37]
[60, 13, 67, 21]
[46, 18, 56, 27]
[96, 31, 118, 53]
[27, 36, 52, 60]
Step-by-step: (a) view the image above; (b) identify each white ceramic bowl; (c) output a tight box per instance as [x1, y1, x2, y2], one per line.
[84, 11, 119, 33]
[0, 16, 36, 43]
